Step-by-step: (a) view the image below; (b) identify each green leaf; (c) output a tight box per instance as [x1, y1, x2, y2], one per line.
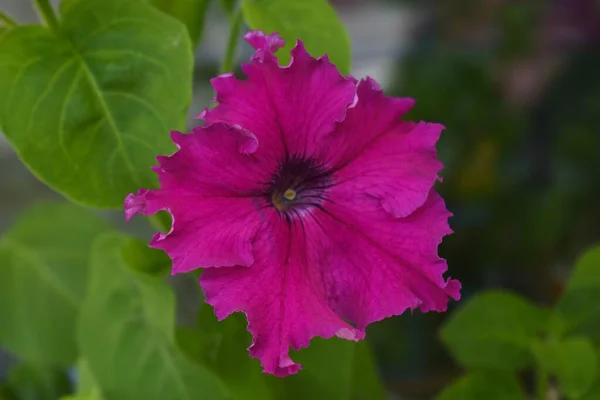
[79, 233, 224, 400]
[557, 245, 600, 342]
[532, 337, 598, 399]
[579, 380, 600, 400]
[349, 341, 386, 400]
[121, 237, 171, 275]
[262, 339, 385, 400]
[217, 0, 237, 17]
[0, 10, 17, 32]
[241, 0, 351, 74]
[178, 303, 275, 400]
[148, 210, 173, 233]
[179, 301, 385, 400]
[436, 370, 526, 400]
[0, 0, 192, 208]
[73, 359, 102, 395]
[60, 359, 105, 400]
[440, 290, 547, 370]
[5, 364, 71, 400]
[0, 383, 17, 400]
[151, 0, 211, 47]
[0, 202, 110, 365]
[60, 392, 101, 400]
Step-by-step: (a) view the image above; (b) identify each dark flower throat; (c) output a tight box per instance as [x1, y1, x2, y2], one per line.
[266, 155, 333, 215]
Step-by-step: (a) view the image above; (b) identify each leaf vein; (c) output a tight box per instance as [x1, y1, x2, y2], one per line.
[75, 56, 142, 186]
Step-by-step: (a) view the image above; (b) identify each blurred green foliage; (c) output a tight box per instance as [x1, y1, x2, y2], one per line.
[1, 0, 599, 398]
[1, 364, 71, 400]
[437, 370, 526, 400]
[0, 204, 110, 366]
[381, 0, 600, 396]
[438, 246, 600, 399]
[388, 0, 600, 288]
[440, 291, 548, 371]
[79, 233, 224, 399]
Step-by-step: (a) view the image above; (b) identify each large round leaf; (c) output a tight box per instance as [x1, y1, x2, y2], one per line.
[0, 0, 192, 208]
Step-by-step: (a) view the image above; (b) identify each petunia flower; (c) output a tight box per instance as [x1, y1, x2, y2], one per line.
[125, 31, 461, 377]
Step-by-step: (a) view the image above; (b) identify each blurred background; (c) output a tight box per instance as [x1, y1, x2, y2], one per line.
[1, 0, 599, 398]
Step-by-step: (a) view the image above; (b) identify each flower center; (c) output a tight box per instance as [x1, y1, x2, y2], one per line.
[267, 155, 333, 214]
[283, 189, 297, 201]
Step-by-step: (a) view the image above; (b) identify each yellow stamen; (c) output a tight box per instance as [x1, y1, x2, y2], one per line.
[283, 189, 296, 201]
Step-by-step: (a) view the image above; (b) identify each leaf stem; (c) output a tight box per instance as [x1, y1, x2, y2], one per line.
[0, 11, 18, 28]
[535, 367, 549, 400]
[219, 6, 244, 74]
[34, 0, 60, 32]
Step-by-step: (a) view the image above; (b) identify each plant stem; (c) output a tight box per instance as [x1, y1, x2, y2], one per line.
[219, 7, 243, 74]
[34, 0, 60, 32]
[535, 368, 549, 400]
[0, 11, 18, 28]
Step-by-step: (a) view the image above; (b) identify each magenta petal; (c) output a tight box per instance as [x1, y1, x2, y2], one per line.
[244, 30, 285, 62]
[125, 187, 263, 273]
[201, 31, 357, 160]
[123, 124, 271, 273]
[124, 189, 150, 221]
[200, 212, 364, 377]
[150, 196, 264, 273]
[155, 125, 269, 197]
[126, 29, 460, 377]
[312, 191, 460, 329]
[331, 121, 444, 218]
[325, 78, 416, 167]
[324, 79, 442, 217]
